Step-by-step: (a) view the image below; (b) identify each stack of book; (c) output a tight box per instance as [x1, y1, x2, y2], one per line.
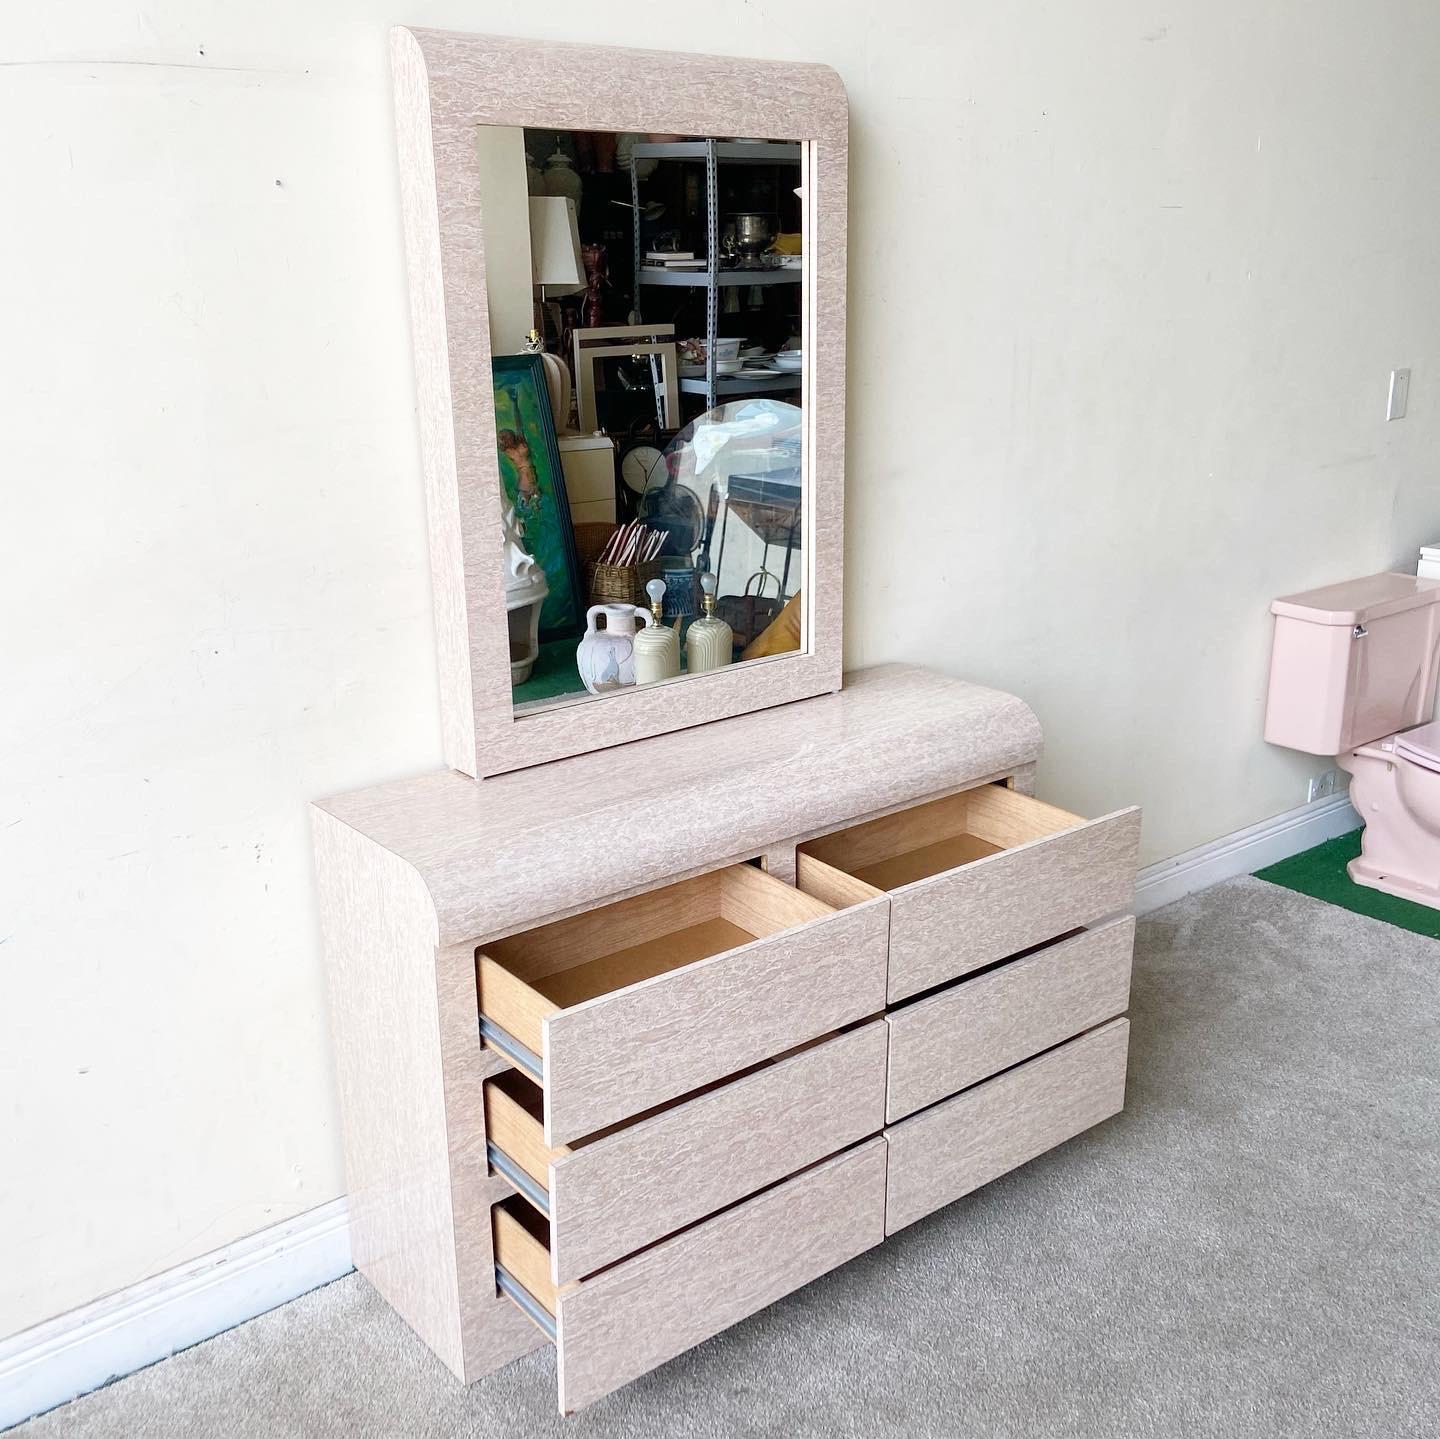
[642, 251, 706, 271]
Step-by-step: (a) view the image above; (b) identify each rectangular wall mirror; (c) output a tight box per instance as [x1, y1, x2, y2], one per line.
[392, 30, 848, 776]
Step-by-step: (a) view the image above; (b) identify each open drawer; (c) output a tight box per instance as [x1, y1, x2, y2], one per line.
[486, 1021, 887, 1284]
[797, 783, 1140, 1003]
[493, 1138, 887, 1414]
[477, 863, 889, 1146]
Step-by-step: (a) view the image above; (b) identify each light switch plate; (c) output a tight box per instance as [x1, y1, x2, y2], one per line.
[1387, 368, 1410, 421]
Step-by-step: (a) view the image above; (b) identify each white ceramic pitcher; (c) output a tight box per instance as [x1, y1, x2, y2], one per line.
[575, 603, 653, 694]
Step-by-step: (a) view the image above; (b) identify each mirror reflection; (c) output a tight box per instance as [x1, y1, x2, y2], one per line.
[479, 125, 808, 712]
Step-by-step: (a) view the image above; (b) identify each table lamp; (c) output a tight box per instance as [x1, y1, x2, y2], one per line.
[527, 196, 585, 433]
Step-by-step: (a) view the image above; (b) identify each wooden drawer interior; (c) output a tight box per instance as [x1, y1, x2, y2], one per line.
[493, 1197, 558, 1337]
[477, 863, 835, 1066]
[797, 783, 1086, 904]
[484, 1070, 567, 1216]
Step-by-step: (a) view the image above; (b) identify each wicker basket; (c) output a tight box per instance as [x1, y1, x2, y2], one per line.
[588, 558, 666, 608]
[573, 522, 615, 571]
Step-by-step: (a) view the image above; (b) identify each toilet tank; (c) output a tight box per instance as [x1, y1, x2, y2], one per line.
[1265, 572, 1440, 755]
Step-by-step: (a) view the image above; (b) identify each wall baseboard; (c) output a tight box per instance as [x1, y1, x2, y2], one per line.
[0, 1200, 353, 1432]
[0, 794, 1361, 1432]
[1135, 792, 1358, 915]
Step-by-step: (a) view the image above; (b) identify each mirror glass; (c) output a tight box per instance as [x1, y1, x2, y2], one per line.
[478, 124, 809, 713]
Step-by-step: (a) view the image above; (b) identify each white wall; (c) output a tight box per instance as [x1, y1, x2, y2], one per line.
[474, 126, 535, 353]
[3, 1, 1438, 1339]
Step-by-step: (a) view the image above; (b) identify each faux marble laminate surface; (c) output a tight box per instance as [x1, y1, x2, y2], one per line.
[548, 1021, 888, 1283]
[315, 665, 1043, 946]
[311, 812, 542, 1381]
[885, 804, 1142, 1003]
[541, 897, 888, 1145]
[884, 1018, 1131, 1235]
[885, 916, 1135, 1122]
[390, 26, 477, 770]
[555, 1138, 888, 1413]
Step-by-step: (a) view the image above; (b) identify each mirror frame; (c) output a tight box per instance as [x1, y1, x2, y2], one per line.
[391, 27, 849, 777]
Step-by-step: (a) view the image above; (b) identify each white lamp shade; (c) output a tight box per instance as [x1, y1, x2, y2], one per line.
[528, 196, 585, 292]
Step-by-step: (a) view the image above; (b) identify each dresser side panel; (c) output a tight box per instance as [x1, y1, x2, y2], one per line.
[312, 809, 539, 1379]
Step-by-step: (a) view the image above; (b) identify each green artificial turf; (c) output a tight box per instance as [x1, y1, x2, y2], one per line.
[1254, 829, 1440, 940]
[511, 622, 702, 707]
[512, 636, 587, 707]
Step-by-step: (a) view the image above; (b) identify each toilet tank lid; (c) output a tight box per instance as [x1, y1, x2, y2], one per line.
[1271, 571, 1440, 625]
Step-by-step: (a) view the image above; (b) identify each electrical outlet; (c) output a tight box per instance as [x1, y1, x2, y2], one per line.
[1307, 769, 1340, 803]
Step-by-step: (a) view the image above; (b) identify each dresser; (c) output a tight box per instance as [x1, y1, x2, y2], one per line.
[311, 664, 1140, 1414]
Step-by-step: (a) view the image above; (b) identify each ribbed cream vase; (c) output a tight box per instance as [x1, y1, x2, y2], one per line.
[685, 616, 734, 675]
[633, 624, 680, 684]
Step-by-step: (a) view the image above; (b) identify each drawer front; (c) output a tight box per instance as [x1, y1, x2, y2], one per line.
[551, 1021, 887, 1283]
[544, 896, 889, 1144]
[887, 806, 1140, 1003]
[884, 1018, 1129, 1235]
[556, 1137, 887, 1413]
[885, 916, 1135, 1122]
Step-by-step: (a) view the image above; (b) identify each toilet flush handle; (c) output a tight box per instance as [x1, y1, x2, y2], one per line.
[1352, 624, 1369, 639]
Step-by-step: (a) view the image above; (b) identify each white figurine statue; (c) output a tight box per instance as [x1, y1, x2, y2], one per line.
[502, 503, 549, 685]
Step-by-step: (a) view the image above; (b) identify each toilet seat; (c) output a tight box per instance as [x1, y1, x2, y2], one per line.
[1393, 720, 1440, 775]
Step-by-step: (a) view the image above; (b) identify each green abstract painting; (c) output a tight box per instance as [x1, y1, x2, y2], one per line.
[493, 353, 582, 639]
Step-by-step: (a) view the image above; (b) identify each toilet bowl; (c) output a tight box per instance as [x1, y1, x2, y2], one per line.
[1338, 721, 1440, 905]
[1266, 571, 1440, 910]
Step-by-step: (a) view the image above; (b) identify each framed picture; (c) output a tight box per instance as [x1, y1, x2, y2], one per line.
[492, 353, 583, 641]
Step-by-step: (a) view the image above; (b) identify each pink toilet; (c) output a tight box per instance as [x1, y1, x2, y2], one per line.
[1266, 571, 1440, 908]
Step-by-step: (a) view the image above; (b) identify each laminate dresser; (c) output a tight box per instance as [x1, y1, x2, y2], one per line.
[311, 664, 1140, 1414]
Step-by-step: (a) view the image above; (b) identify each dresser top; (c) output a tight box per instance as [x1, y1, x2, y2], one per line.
[315, 664, 1041, 944]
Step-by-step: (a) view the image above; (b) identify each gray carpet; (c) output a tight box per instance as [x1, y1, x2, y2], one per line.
[19, 877, 1440, 1437]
